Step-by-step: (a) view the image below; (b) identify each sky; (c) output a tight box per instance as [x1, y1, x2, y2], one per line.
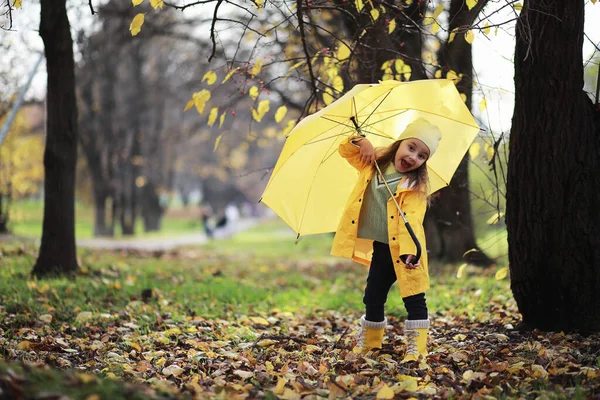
[1, 0, 599, 136]
[471, 1, 600, 136]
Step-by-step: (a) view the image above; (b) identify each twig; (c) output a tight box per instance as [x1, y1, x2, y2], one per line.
[296, 0, 317, 96]
[331, 326, 350, 349]
[208, 0, 223, 62]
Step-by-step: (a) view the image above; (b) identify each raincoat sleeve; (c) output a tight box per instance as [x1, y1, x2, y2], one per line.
[338, 136, 370, 171]
[397, 190, 427, 256]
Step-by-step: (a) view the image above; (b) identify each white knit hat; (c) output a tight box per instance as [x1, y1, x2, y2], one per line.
[398, 118, 442, 157]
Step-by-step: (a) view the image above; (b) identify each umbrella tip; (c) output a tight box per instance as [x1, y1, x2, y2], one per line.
[258, 198, 262, 203]
[297, 233, 300, 240]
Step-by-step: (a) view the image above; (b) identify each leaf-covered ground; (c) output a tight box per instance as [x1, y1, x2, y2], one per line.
[1, 234, 599, 399]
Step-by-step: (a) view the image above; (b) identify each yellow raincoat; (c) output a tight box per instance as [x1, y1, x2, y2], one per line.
[330, 137, 430, 297]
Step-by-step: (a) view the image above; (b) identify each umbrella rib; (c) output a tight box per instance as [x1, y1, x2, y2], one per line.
[297, 129, 343, 236]
[357, 90, 394, 130]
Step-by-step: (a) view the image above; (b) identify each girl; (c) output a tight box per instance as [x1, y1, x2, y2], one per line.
[330, 117, 441, 363]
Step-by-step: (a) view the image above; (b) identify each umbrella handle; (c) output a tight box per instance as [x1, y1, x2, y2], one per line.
[404, 221, 422, 264]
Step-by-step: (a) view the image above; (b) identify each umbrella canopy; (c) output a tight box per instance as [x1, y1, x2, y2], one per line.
[261, 79, 481, 237]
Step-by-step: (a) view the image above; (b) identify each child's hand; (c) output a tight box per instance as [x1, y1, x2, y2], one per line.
[401, 254, 420, 269]
[357, 139, 376, 164]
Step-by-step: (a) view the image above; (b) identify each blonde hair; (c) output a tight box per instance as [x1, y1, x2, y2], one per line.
[375, 140, 431, 201]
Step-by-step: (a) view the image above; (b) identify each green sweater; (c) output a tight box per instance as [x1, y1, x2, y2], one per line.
[357, 163, 403, 244]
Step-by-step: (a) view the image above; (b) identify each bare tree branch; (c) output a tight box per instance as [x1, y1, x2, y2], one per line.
[209, 0, 224, 62]
[296, 0, 317, 95]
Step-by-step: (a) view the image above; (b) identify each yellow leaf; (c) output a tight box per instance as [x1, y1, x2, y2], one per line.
[483, 22, 491, 35]
[337, 43, 351, 61]
[323, 88, 333, 106]
[434, 69, 442, 78]
[250, 316, 270, 326]
[132, 0, 144, 5]
[370, 8, 379, 21]
[432, 21, 441, 34]
[255, 0, 264, 8]
[466, 0, 477, 10]
[202, 71, 217, 85]
[249, 86, 259, 100]
[251, 100, 270, 122]
[17, 340, 31, 350]
[487, 211, 504, 225]
[222, 68, 238, 83]
[289, 60, 305, 71]
[464, 30, 475, 44]
[485, 142, 495, 161]
[192, 89, 211, 114]
[592, 0, 597, 4]
[213, 135, 222, 152]
[251, 59, 262, 77]
[129, 13, 145, 37]
[283, 120, 295, 137]
[449, 28, 458, 43]
[150, 0, 163, 8]
[495, 266, 509, 280]
[184, 99, 194, 112]
[376, 384, 395, 399]
[469, 142, 481, 159]
[14, 0, 22, 7]
[274, 378, 287, 395]
[208, 108, 218, 127]
[332, 76, 344, 93]
[447, 69, 460, 82]
[479, 97, 487, 111]
[433, 3, 444, 18]
[355, 0, 364, 12]
[388, 19, 396, 34]
[456, 263, 467, 279]
[514, 2, 523, 10]
[460, 93, 467, 102]
[219, 112, 226, 128]
[275, 106, 287, 123]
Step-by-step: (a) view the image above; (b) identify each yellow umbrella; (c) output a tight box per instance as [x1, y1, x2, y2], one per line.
[260, 79, 481, 237]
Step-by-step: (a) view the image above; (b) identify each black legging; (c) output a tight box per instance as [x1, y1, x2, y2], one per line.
[363, 241, 428, 322]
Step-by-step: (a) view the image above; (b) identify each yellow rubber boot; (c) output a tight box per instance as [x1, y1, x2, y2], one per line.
[401, 319, 429, 363]
[353, 316, 387, 355]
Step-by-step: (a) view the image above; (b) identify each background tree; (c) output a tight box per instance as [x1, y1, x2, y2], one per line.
[163, 0, 496, 263]
[507, 0, 600, 332]
[0, 107, 44, 233]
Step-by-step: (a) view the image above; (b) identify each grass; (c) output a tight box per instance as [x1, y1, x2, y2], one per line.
[7, 198, 203, 239]
[0, 219, 510, 332]
[6, 221, 598, 400]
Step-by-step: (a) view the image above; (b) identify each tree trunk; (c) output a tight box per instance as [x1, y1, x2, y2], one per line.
[92, 182, 114, 236]
[32, 0, 79, 277]
[425, 0, 493, 266]
[141, 182, 164, 232]
[0, 194, 8, 234]
[507, 0, 600, 333]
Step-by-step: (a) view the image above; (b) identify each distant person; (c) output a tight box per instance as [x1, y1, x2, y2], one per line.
[330, 118, 441, 365]
[200, 205, 214, 238]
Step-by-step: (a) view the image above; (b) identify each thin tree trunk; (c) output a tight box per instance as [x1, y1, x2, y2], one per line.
[0, 194, 8, 233]
[507, 0, 600, 332]
[32, 0, 79, 277]
[426, 0, 493, 266]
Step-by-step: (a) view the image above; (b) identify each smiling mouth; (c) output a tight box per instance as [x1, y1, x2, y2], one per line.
[401, 160, 412, 169]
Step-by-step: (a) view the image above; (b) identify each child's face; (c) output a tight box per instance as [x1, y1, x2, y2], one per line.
[393, 138, 430, 173]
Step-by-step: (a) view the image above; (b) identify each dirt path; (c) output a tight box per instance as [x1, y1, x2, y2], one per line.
[1, 218, 263, 252]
